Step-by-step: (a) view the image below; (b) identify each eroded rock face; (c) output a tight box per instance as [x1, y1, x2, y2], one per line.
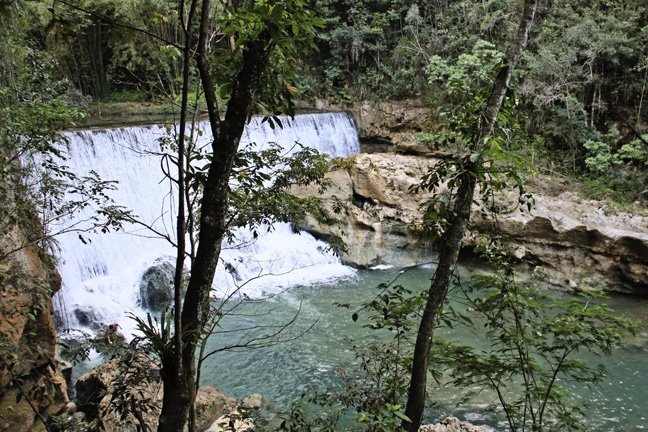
[294, 153, 648, 295]
[0, 225, 68, 432]
[470, 191, 648, 294]
[294, 153, 436, 268]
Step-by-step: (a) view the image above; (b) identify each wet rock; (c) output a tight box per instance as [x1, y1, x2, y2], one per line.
[73, 307, 104, 330]
[138, 258, 175, 311]
[223, 261, 242, 282]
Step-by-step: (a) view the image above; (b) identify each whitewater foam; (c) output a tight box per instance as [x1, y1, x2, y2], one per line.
[52, 113, 359, 335]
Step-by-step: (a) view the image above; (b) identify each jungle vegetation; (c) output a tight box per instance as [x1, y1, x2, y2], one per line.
[3, 0, 646, 202]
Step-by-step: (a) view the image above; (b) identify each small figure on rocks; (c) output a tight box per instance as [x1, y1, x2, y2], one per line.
[106, 323, 124, 345]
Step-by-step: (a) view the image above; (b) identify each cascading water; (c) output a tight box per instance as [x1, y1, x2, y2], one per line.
[53, 112, 359, 336]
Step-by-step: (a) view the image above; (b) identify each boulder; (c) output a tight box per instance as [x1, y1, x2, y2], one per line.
[240, 393, 264, 410]
[72, 307, 104, 330]
[203, 393, 267, 432]
[195, 387, 239, 431]
[75, 364, 117, 421]
[206, 414, 254, 432]
[138, 258, 175, 311]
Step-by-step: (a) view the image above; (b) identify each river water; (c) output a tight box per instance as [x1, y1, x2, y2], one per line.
[54, 115, 647, 431]
[199, 267, 648, 431]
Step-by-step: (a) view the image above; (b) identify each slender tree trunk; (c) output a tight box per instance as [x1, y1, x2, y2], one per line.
[402, 1, 539, 430]
[157, 2, 274, 430]
[157, 1, 198, 431]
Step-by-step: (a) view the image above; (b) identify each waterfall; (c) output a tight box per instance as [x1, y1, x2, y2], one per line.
[53, 112, 359, 335]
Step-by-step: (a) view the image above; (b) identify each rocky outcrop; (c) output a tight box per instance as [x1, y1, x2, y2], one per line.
[0, 225, 68, 431]
[470, 190, 648, 294]
[294, 153, 436, 267]
[294, 153, 648, 295]
[310, 98, 433, 153]
[75, 355, 237, 431]
[204, 394, 264, 432]
[314, 98, 429, 136]
[419, 417, 493, 432]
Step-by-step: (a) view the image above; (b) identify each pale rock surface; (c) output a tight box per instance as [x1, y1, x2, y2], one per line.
[206, 413, 254, 432]
[471, 188, 648, 293]
[419, 416, 494, 432]
[294, 153, 436, 267]
[294, 153, 648, 294]
[204, 393, 266, 431]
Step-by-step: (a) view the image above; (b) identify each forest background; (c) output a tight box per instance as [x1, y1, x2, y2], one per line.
[2, 0, 647, 204]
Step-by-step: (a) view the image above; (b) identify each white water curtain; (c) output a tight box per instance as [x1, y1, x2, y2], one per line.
[53, 113, 359, 333]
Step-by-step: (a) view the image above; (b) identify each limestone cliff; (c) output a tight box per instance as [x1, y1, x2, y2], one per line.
[312, 98, 430, 143]
[0, 224, 68, 431]
[294, 153, 436, 267]
[293, 153, 648, 295]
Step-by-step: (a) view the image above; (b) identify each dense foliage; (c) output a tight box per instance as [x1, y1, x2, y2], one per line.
[306, 0, 647, 201]
[433, 245, 638, 432]
[0, 2, 129, 260]
[9, 0, 645, 202]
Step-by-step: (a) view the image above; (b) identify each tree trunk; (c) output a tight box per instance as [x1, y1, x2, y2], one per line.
[158, 352, 189, 432]
[403, 167, 476, 430]
[156, 2, 274, 431]
[402, 1, 539, 430]
[157, 1, 199, 431]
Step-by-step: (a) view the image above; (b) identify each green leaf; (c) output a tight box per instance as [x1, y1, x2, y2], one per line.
[393, 411, 411, 422]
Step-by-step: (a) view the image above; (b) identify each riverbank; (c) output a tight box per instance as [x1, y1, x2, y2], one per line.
[74, 101, 178, 129]
[292, 151, 648, 296]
